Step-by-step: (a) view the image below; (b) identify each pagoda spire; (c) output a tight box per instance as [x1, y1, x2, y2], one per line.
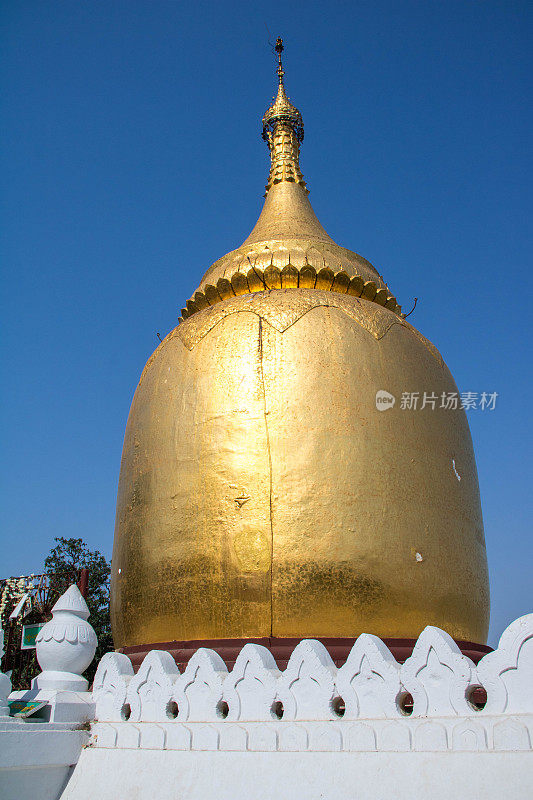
[262, 38, 307, 195]
[240, 38, 333, 247]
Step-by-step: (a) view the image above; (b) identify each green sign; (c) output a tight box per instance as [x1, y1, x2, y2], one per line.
[8, 700, 48, 719]
[21, 623, 44, 650]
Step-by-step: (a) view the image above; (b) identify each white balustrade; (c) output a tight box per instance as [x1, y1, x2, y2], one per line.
[84, 615, 533, 757]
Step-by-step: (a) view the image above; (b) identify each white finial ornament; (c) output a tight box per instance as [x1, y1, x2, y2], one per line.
[33, 584, 97, 691]
[0, 627, 12, 716]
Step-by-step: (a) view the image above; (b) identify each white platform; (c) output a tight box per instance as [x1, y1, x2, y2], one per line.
[0, 720, 88, 800]
[62, 615, 533, 799]
[3, 611, 533, 799]
[62, 747, 533, 800]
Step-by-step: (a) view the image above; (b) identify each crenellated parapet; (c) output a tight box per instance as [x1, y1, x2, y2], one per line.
[90, 617, 533, 755]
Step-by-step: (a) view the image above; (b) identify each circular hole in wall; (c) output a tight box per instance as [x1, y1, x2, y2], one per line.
[121, 703, 131, 721]
[466, 685, 487, 712]
[271, 700, 284, 720]
[331, 696, 345, 717]
[397, 692, 414, 716]
[166, 700, 179, 719]
[216, 700, 229, 719]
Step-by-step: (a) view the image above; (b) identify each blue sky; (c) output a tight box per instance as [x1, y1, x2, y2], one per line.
[1, 1, 531, 647]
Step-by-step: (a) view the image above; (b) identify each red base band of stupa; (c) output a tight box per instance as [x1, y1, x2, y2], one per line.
[118, 636, 492, 673]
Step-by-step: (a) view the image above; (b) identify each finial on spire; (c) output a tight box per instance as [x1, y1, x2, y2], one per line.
[263, 38, 303, 143]
[262, 37, 307, 194]
[276, 36, 284, 86]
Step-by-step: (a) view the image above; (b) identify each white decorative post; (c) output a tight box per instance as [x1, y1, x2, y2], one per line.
[33, 584, 97, 691]
[0, 628, 12, 717]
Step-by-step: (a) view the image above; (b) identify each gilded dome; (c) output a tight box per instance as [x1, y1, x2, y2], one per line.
[110, 43, 489, 650]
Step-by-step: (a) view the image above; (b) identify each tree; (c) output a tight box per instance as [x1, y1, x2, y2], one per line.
[1, 537, 112, 689]
[44, 537, 112, 678]
[0, 537, 113, 689]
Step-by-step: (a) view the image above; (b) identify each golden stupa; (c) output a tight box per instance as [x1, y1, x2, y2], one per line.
[110, 41, 489, 652]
